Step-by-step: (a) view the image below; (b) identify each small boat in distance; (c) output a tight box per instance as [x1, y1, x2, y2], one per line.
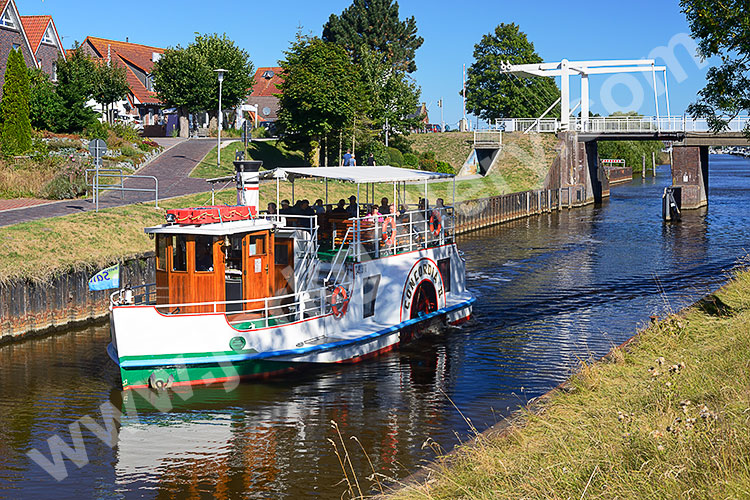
[107, 161, 474, 389]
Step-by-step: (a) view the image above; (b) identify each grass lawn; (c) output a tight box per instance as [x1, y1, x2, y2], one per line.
[189, 140, 308, 179]
[389, 269, 750, 499]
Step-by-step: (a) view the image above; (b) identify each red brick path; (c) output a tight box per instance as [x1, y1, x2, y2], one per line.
[0, 198, 52, 211]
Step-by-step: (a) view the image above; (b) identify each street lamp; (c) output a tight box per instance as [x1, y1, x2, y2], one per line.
[214, 69, 228, 172]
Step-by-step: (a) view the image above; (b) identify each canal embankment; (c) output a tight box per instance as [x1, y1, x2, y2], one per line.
[390, 267, 750, 499]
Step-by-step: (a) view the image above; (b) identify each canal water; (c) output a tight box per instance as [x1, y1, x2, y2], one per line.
[1, 155, 749, 499]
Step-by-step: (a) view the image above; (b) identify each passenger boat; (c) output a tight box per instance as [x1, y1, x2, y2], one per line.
[107, 160, 475, 389]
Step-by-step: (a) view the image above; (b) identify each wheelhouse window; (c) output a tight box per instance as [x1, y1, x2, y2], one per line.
[156, 235, 167, 271]
[194, 236, 214, 272]
[363, 275, 381, 318]
[248, 234, 266, 256]
[172, 235, 187, 272]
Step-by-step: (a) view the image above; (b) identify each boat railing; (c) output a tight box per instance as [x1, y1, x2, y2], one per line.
[326, 227, 353, 286]
[347, 206, 455, 262]
[111, 281, 352, 328]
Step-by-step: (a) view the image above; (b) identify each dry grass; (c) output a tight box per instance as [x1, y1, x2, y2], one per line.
[388, 270, 750, 499]
[408, 132, 474, 169]
[0, 157, 61, 199]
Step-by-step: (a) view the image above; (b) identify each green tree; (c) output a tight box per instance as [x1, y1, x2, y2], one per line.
[1, 48, 32, 154]
[55, 48, 98, 132]
[322, 0, 423, 73]
[153, 33, 254, 135]
[465, 23, 560, 121]
[92, 62, 130, 124]
[680, 0, 750, 133]
[277, 35, 362, 163]
[358, 46, 420, 142]
[28, 68, 63, 131]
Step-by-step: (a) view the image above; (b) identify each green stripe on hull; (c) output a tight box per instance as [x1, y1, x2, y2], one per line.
[120, 358, 297, 389]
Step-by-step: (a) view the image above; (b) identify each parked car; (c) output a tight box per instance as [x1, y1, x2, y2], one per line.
[115, 114, 144, 131]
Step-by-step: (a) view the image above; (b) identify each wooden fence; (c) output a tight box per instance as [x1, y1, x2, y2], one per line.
[454, 186, 587, 234]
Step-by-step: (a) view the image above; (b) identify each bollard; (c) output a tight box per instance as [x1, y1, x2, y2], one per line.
[642, 154, 646, 179]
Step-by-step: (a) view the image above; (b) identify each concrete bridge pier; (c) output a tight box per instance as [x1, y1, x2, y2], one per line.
[671, 146, 708, 209]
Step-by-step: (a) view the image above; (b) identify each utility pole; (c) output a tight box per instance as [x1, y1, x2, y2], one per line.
[462, 64, 467, 131]
[439, 98, 444, 132]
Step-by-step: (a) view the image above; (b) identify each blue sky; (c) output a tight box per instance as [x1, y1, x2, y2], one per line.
[25, 0, 712, 126]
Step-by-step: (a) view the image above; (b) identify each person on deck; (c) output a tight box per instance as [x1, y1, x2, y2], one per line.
[279, 199, 292, 214]
[313, 199, 325, 215]
[346, 195, 359, 217]
[379, 197, 391, 214]
[343, 150, 353, 166]
[267, 202, 277, 215]
[332, 199, 347, 214]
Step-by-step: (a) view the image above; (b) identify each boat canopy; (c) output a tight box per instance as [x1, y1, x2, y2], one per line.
[261, 166, 453, 184]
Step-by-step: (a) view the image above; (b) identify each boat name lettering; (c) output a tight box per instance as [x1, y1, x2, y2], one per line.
[402, 259, 444, 312]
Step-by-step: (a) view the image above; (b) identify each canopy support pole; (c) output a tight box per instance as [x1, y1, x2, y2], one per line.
[325, 178, 328, 205]
[393, 181, 396, 213]
[291, 178, 295, 205]
[276, 177, 280, 211]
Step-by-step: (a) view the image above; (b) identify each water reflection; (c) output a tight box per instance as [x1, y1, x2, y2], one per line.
[1, 155, 749, 499]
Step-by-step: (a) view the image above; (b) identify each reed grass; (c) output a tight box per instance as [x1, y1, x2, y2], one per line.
[388, 269, 750, 499]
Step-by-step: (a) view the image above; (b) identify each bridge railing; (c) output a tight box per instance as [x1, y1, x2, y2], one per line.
[492, 116, 750, 134]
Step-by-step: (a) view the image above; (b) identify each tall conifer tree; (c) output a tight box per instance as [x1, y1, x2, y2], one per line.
[322, 0, 423, 73]
[1, 49, 32, 155]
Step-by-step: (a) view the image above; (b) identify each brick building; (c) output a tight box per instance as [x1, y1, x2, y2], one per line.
[78, 36, 165, 125]
[0, 0, 64, 94]
[245, 66, 283, 128]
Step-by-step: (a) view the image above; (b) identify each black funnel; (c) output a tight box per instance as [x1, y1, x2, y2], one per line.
[233, 160, 263, 173]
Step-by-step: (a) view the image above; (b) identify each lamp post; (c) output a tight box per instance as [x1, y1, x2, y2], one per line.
[214, 69, 228, 171]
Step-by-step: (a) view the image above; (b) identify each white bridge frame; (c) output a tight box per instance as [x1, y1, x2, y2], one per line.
[501, 59, 669, 132]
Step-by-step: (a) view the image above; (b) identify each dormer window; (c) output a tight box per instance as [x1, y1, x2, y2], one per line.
[262, 70, 274, 79]
[145, 75, 152, 91]
[0, 9, 15, 28]
[42, 25, 54, 45]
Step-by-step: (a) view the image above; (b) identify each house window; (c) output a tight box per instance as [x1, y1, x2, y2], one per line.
[145, 75, 152, 91]
[362, 275, 381, 318]
[262, 69, 274, 79]
[52, 62, 57, 82]
[42, 26, 54, 44]
[1, 9, 15, 28]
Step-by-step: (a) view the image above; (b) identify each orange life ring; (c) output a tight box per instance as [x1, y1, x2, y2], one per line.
[331, 286, 349, 318]
[382, 216, 397, 245]
[429, 210, 442, 236]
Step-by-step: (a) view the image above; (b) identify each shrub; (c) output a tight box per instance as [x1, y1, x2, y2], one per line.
[84, 120, 107, 141]
[435, 160, 455, 174]
[252, 126, 268, 139]
[43, 161, 88, 199]
[108, 122, 141, 143]
[420, 150, 436, 161]
[418, 158, 437, 171]
[403, 152, 419, 168]
[388, 147, 404, 167]
[47, 139, 80, 151]
[120, 145, 140, 158]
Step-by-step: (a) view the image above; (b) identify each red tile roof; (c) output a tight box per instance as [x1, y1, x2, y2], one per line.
[0, 1, 9, 15]
[20, 15, 51, 53]
[82, 36, 164, 105]
[250, 67, 283, 97]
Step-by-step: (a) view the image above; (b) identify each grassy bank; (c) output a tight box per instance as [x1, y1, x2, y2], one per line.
[393, 269, 750, 499]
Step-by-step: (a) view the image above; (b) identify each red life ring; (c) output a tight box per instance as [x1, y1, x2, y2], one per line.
[429, 210, 442, 236]
[382, 216, 397, 245]
[331, 286, 349, 318]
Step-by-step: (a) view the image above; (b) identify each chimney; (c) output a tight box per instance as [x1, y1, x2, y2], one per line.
[233, 160, 263, 214]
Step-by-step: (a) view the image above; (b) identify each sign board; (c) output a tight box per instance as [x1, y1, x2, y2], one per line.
[89, 139, 107, 161]
[89, 263, 120, 291]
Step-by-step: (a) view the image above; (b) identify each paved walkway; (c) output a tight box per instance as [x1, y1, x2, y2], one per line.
[0, 139, 218, 228]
